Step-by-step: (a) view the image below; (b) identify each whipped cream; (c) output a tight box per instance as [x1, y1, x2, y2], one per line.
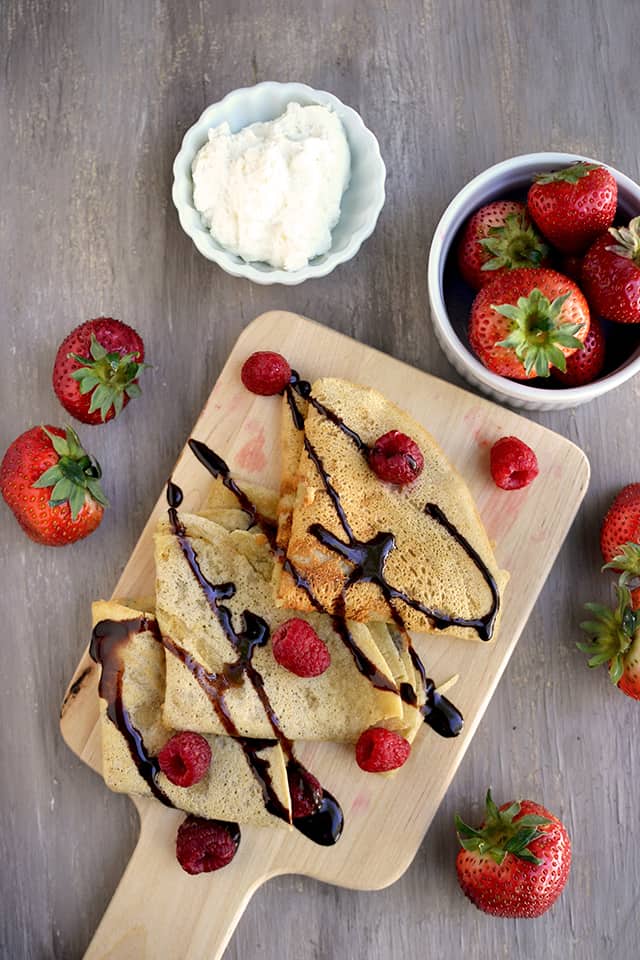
[192, 102, 351, 271]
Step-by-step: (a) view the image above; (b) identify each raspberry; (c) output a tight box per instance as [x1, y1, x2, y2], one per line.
[368, 431, 424, 485]
[241, 351, 291, 396]
[176, 816, 240, 875]
[355, 727, 411, 773]
[158, 731, 212, 787]
[271, 618, 331, 678]
[288, 763, 323, 818]
[490, 436, 539, 490]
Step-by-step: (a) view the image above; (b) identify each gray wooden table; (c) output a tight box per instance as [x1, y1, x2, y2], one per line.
[1, 1, 638, 957]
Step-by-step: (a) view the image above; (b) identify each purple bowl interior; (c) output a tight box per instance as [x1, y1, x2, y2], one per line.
[442, 167, 640, 391]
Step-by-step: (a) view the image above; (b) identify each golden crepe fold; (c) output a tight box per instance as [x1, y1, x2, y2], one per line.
[275, 378, 509, 642]
[92, 600, 291, 828]
[155, 512, 405, 741]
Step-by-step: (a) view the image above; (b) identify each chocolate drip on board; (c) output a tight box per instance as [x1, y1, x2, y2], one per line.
[166, 480, 342, 844]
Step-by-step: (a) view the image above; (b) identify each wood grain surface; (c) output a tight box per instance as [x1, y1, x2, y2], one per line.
[1, 2, 638, 958]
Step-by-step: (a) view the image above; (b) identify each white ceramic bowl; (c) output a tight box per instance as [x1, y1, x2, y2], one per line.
[428, 152, 640, 410]
[172, 81, 386, 285]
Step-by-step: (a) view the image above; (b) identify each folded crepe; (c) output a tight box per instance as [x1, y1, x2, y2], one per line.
[91, 600, 291, 828]
[155, 508, 407, 741]
[275, 378, 509, 642]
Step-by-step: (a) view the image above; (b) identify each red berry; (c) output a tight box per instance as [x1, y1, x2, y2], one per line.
[368, 431, 424, 485]
[0, 425, 107, 546]
[355, 727, 411, 773]
[490, 436, 539, 491]
[600, 484, 640, 565]
[455, 791, 571, 918]
[457, 201, 549, 291]
[158, 731, 212, 787]
[271, 618, 331, 678]
[288, 763, 323, 818]
[468, 268, 590, 380]
[527, 162, 617, 254]
[551, 314, 606, 387]
[581, 220, 640, 325]
[176, 816, 240, 875]
[52, 318, 145, 425]
[241, 351, 291, 395]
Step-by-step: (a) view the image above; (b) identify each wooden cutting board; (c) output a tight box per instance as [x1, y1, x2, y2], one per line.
[60, 310, 590, 960]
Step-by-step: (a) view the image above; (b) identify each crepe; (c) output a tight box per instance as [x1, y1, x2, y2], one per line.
[199, 477, 279, 532]
[92, 600, 291, 828]
[275, 378, 509, 642]
[155, 510, 406, 741]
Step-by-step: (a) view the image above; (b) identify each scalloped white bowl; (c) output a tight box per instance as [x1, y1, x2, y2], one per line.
[172, 82, 386, 285]
[428, 152, 640, 411]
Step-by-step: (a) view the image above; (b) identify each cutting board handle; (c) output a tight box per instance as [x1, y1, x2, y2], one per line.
[84, 805, 266, 960]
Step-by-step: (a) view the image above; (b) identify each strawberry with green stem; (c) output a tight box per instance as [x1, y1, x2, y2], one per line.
[469, 268, 590, 379]
[455, 789, 571, 918]
[527, 161, 618, 254]
[457, 201, 549, 290]
[581, 216, 640, 324]
[579, 583, 640, 700]
[0, 425, 108, 546]
[53, 317, 147, 425]
[600, 483, 640, 607]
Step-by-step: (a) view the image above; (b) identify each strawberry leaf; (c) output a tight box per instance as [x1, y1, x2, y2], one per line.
[32, 425, 109, 518]
[606, 217, 640, 264]
[493, 288, 583, 378]
[455, 791, 549, 867]
[67, 332, 146, 421]
[579, 585, 637, 684]
[32, 465, 64, 489]
[603, 542, 640, 579]
[608, 655, 624, 685]
[533, 161, 599, 185]
[478, 212, 549, 272]
[89, 334, 108, 361]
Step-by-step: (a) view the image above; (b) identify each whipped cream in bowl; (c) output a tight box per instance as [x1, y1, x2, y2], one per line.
[192, 103, 351, 271]
[172, 82, 386, 285]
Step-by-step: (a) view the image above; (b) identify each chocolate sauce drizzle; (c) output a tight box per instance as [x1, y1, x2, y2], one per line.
[288, 372, 499, 642]
[166, 480, 343, 845]
[90, 617, 173, 807]
[189, 436, 464, 737]
[186, 440, 396, 696]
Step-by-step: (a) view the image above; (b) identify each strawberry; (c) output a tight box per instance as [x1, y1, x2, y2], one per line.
[581, 217, 640, 324]
[527, 162, 618, 254]
[457, 201, 549, 290]
[0, 425, 108, 545]
[53, 317, 146, 424]
[455, 789, 571, 918]
[600, 484, 640, 567]
[551, 313, 606, 386]
[579, 584, 640, 699]
[468, 268, 590, 379]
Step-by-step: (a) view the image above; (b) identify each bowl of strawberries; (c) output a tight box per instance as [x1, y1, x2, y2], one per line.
[428, 152, 640, 410]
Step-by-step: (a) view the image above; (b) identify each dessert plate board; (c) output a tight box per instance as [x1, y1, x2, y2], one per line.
[60, 311, 590, 960]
